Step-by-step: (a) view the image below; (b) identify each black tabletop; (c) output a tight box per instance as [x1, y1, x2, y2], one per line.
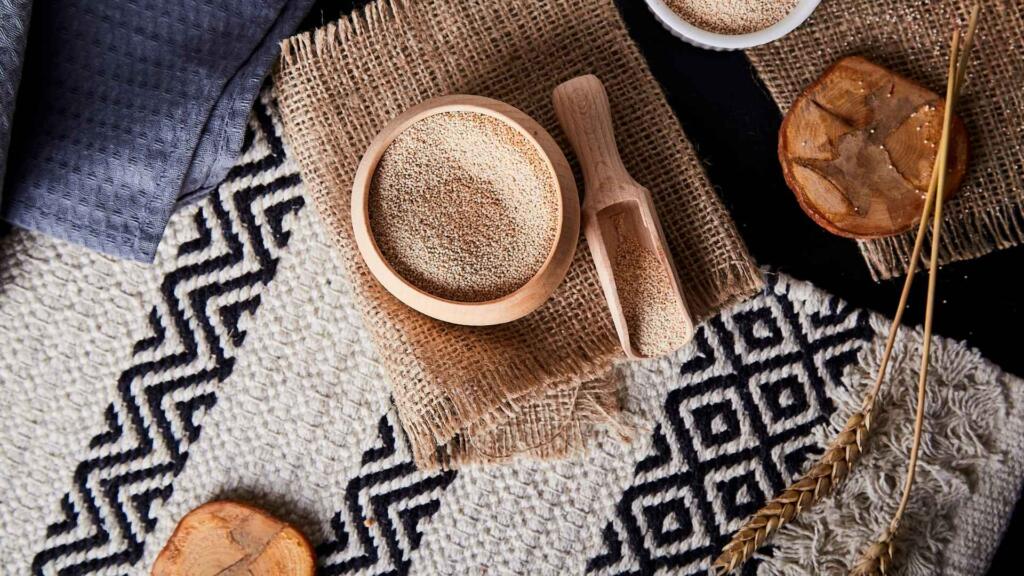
[616, 1, 1021, 574]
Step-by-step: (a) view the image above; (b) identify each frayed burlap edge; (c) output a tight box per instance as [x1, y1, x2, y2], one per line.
[859, 201, 1024, 280]
[279, 0, 403, 70]
[436, 377, 634, 469]
[398, 348, 625, 469]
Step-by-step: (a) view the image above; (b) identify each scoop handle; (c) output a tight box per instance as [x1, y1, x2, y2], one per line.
[552, 75, 632, 196]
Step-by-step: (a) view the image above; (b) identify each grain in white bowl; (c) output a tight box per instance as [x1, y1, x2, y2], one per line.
[665, 0, 798, 35]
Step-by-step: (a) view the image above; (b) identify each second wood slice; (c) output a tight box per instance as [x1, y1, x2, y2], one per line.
[152, 501, 315, 576]
[780, 56, 969, 238]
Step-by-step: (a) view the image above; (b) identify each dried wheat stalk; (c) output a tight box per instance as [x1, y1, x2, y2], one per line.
[849, 8, 979, 575]
[710, 148, 937, 576]
[711, 7, 980, 575]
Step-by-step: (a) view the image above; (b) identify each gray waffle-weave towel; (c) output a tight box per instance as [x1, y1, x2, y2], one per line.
[0, 0, 313, 261]
[0, 0, 32, 202]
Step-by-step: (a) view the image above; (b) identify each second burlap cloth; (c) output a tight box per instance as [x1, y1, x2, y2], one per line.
[274, 0, 761, 468]
[749, 0, 1024, 280]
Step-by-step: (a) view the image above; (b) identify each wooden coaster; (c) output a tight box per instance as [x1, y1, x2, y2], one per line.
[152, 501, 315, 576]
[779, 56, 969, 238]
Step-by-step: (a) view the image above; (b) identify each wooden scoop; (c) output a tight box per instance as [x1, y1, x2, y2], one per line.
[553, 74, 693, 360]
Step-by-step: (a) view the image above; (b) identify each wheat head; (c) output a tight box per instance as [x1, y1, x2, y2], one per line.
[710, 410, 870, 575]
[849, 528, 895, 576]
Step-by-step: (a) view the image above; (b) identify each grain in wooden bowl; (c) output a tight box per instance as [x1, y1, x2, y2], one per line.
[352, 96, 579, 326]
[369, 112, 559, 303]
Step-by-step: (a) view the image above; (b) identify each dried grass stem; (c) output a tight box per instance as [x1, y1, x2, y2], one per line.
[711, 6, 981, 574]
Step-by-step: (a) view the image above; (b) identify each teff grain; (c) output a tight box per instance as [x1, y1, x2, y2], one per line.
[665, 0, 797, 35]
[611, 214, 687, 357]
[369, 111, 559, 303]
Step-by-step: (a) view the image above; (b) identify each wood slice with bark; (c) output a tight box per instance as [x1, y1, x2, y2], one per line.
[152, 501, 315, 576]
[779, 56, 969, 238]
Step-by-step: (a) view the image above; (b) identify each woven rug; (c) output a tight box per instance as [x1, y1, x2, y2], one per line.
[1, 91, 1022, 576]
[748, 0, 1024, 280]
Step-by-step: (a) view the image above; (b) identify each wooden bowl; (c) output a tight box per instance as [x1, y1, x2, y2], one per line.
[351, 95, 579, 326]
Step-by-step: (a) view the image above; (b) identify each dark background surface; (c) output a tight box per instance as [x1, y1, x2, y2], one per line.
[612, 1, 1021, 574]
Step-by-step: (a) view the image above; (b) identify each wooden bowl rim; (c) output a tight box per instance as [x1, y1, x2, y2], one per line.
[351, 95, 580, 326]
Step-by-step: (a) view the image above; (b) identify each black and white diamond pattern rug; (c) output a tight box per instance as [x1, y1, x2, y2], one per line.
[1, 91, 1022, 576]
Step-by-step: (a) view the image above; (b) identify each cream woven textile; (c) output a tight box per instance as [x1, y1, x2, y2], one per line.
[0, 92, 1020, 575]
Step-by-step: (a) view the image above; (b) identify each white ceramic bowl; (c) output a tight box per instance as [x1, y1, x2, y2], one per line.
[645, 0, 821, 51]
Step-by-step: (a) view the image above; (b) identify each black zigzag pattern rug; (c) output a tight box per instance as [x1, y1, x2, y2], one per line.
[31, 91, 460, 576]
[316, 412, 457, 576]
[31, 93, 306, 576]
[21, 105, 1009, 574]
[586, 275, 875, 575]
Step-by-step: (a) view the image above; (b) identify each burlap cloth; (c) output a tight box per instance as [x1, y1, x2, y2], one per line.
[749, 0, 1024, 280]
[274, 0, 761, 468]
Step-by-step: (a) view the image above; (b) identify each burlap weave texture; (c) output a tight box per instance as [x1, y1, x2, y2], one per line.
[274, 0, 761, 468]
[749, 0, 1024, 280]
